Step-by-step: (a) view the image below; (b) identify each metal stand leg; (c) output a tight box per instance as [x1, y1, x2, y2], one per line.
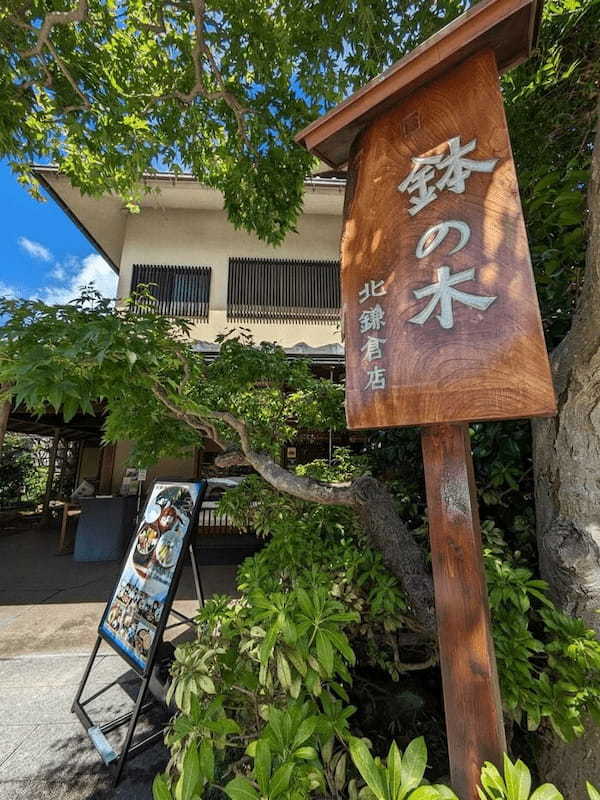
[189, 544, 205, 607]
[72, 635, 101, 713]
[112, 675, 151, 786]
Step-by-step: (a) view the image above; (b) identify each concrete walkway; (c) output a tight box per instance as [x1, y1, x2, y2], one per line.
[0, 651, 169, 799]
[0, 527, 238, 799]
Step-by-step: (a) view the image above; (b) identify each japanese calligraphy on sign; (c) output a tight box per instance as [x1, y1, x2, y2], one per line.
[341, 49, 556, 429]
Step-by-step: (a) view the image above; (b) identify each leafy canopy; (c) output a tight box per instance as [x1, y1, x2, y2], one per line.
[0, 290, 345, 465]
[2, 0, 466, 243]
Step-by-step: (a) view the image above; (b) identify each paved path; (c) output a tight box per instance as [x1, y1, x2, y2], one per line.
[0, 528, 239, 799]
[0, 527, 237, 657]
[0, 650, 169, 799]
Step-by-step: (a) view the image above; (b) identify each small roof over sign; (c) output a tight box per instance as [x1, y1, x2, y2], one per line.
[295, 0, 542, 168]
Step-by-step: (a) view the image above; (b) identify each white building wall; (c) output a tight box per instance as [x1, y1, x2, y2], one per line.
[117, 205, 343, 349]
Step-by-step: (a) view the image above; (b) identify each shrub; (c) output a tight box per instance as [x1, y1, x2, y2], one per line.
[153, 469, 600, 800]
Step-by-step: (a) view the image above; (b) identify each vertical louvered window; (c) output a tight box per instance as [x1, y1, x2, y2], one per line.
[227, 258, 340, 322]
[130, 264, 211, 320]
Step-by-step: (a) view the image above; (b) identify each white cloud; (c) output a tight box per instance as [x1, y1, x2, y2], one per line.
[50, 265, 66, 281]
[0, 281, 17, 299]
[36, 253, 118, 304]
[18, 236, 53, 262]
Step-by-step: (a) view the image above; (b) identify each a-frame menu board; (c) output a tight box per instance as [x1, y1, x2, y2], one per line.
[73, 480, 207, 785]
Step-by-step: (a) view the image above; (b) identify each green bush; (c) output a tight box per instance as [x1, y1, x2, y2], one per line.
[153, 467, 600, 800]
[0, 432, 46, 508]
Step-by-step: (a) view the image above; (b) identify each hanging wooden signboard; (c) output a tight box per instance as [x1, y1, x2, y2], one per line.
[339, 47, 555, 430]
[296, 1, 556, 798]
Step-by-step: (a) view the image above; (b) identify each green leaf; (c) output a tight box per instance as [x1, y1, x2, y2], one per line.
[387, 741, 402, 800]
[62, 396, 79, 422]
[292, 717, 316, 749]
[175, 745, 201, 800]
[432, 786, 459, 799]
[401, 737, 427, 792]
[153, 774, 173, 800]
[204, 718, 240, 735]
[335, 752, 348, 791]
[316, 630, 335, 676]
[199, 739, 215, 783]
[349, 737, 387, 800]
[294, 746, 318, 760]
[254, 739, 272, 793]
[407, 788, 442, 800]
[529, 785, 564, 800]
[587, 784, 600, 800]
[276, 652, 292, 689]
[270, 763, 295, 798]
[259, 623, 280, 666]
[327, 629, 356, 664]
[197, 675, 216, 694]
[480, 762, 507, 797]
[126, 350, 138, 366]
[296, 588, 315, 617]
[224, 777, 260, 800]
[503, 755, 531, 800]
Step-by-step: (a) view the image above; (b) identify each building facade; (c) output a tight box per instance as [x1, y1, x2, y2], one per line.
[32, 167, 346, 494]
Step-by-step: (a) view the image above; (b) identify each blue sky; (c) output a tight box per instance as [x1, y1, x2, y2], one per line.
[0, 159, 118, 302]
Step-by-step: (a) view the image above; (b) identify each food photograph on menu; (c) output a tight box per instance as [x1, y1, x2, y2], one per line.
[99, 481, 205, 671]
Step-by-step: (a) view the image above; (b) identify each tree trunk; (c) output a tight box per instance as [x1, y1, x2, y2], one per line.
[0, 383, 11, 454]
[532, 96, 600, 794]
[352, 476, 437, 636]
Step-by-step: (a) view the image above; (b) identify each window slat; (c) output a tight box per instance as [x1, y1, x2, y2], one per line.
[130, 265, 211, 321]
[227, 258, 340, 323]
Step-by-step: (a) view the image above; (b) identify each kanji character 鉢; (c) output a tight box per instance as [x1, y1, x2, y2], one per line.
[398, 137, 498, 215]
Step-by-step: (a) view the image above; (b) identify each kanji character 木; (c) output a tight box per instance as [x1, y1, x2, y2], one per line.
[408, 266, 496, 330]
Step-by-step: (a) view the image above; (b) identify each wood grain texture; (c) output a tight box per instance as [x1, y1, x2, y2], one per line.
[98, 443, 116, 495]
[422, 422, 506, 800]
[341, 49, 556, 429]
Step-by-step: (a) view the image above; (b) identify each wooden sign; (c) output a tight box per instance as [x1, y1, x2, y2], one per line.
[296, 4, 555, 799]
[341, 48, 555, 430]
[296, 3, 556, 798]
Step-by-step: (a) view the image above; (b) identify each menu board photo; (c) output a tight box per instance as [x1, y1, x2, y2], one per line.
[99, 480, 206, 673]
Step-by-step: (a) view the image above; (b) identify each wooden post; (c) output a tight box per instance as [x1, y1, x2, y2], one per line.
[97, 443, 116, 495]
[421, 423, 506, 798]
[42, 427, 61, 518]
[295, 3, 553, 797]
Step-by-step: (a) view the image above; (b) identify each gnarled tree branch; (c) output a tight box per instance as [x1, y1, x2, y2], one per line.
[150, 384, 436, 634]
[20, 0, 89, 58]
